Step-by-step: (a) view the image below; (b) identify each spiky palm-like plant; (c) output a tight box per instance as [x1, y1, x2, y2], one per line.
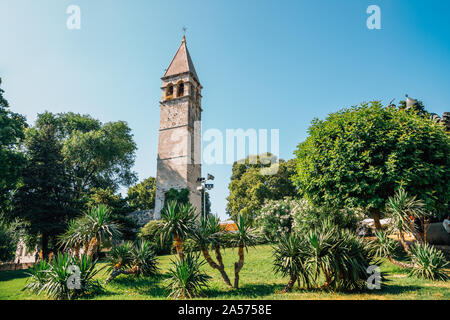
[190, 215, 232, 288]
[160, 201, 198, 260]
[373, 231, 413, 269]
[85, 205, 122, 257]
[166, 252, 211, 299]
[386, 188, 428, 252]
[273, 233, 312, 292]
[105, 240, 159, 283]
[230, 214, 260, 289]
[60, 205, 122, 259]
[25, 253, 102, 300]
[24, 260, 51, 294]
[130, 240, 159, 277]
[408, 242, 449, 281]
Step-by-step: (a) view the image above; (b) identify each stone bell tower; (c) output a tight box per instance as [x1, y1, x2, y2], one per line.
[154, 36, 202, 219]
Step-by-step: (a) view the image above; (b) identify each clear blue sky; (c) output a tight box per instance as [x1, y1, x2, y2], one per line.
[1, 0, 449, 219]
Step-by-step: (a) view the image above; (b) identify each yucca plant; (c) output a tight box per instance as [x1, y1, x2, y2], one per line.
[60, 205, 122, 259]
[166, 252, 211, 299]
[408, 242, 449, 281]
[272, 233, 312, 292]
[190, 215, 233, 288]
[105, 240, 159, 283]
[130, 240, 159, 277]
[25, 253, 102, 300]
[373, 231, 413, 269]
[229, 214, 260, 289]
[386, 188, 429, 253]
[24, 259, 51, 294]
[160, 201, 198, 260]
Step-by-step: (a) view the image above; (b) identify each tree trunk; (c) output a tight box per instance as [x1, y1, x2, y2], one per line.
[174, 234, 184, 260]
[86, 235, 100, 258]
[73, 243, 80, 259]
[370, 208, 382, 231]
[105, 266, 138, 283]
[282, 274, 298, 293]
[41, 233, 49, 261]
[388, 257, 414, 269]
[201, 246, 233, 288]
[398, 231, 411, 254]
[234, 244, 245, 289]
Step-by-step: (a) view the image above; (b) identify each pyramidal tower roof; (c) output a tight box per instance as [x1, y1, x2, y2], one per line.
[163, 36, 199, 82]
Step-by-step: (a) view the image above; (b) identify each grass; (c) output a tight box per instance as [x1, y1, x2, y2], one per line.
[0, 245, 449, 300]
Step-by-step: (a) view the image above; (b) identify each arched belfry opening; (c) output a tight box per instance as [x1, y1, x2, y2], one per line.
[166, 84, 174, 100]
[177, 81, 185, 97]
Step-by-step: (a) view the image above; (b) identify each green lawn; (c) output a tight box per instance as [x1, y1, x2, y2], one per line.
[1, 244, 449, 300]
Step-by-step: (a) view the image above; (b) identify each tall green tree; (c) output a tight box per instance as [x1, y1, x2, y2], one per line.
[12, 119, 77, 258]
[293, 101, 450, 229]
[0, 78, 27, 215]
[35, 112, 137, 196]
[226, 155, 298, 221]
[127, 177, 156, 210]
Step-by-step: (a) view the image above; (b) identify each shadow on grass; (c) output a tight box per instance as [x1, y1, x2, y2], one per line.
[204, 283, 285, 299]
[0, 269, 30, 282]
[99, 273, 170, 299]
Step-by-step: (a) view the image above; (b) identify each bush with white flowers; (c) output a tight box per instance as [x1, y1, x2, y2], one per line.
[256, 198, 311, 241]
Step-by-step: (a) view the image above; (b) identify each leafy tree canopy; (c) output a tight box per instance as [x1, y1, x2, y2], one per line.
[293, 101, 450, 224]
[0, 78, 28, 215]
[226, 154, 298, 221]
[35, 111, 138, 195]
[127, 177, 156, 210]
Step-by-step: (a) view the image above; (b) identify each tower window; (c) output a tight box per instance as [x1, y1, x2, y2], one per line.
[166, 84, 174, 100]
[177, 82, 185, 97]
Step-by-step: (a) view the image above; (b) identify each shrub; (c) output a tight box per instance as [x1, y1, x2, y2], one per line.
[273, 220, 380, 292]
[293, 205, 363, 234]
[105, 240, 159, 282]
[408, 243, 449, 281]
[256, 198, 311, 241]
[272, 233, 312, 292]
[25, 253, 102, 300]
[166, 252, 211, 299]
[139, 220, 171, 255]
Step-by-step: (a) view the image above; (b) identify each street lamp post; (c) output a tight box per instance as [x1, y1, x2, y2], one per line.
[197, 174, 214, 218]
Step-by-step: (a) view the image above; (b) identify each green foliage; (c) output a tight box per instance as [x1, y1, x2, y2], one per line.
[385, 188, 429, 236]
[272, 233, 312, 290]
[227, 155, 298, 222]
[130, 240, 159, 277]
[139, 220, 172, 255]
[87, 188, 137, 240]
[0, 221, 19, 262]
[293, 205, 363, 234]
[160, 201, 198, 244]
[127, 177, 156, 210]
[372, 231, 399, 259]
[190, 215, 222, 249]
[274, 221, 380, 292]
[256, 198, 312, 241]
[163, 188, 190, 211]
[231, 214, 262, 250]
[0, 78, 27, 215]
[24, 253, 102, 300]
[12, 117, 78, 256]
[294, 102, 450, 219]
[59, 205, 122, 258]
[106, 242, 133, 272]
[408, 243, 449, 281]
[166, 252, 211, 299]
